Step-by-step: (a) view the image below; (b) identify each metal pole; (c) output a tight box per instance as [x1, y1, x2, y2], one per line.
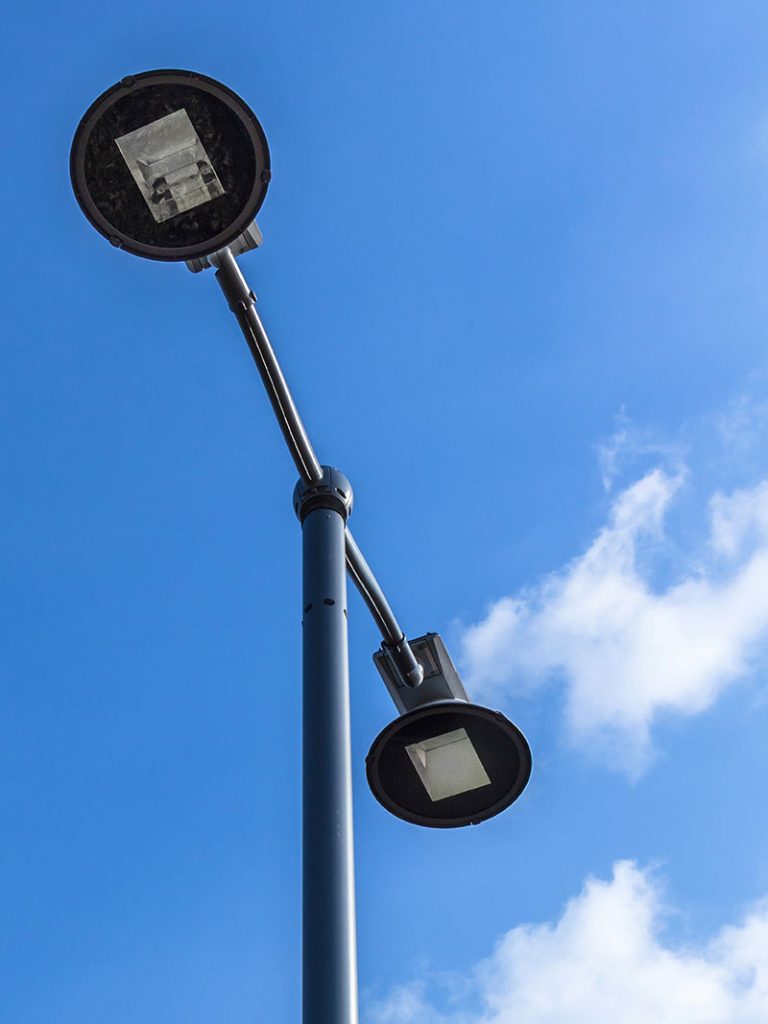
[296, 470, 358, 1024]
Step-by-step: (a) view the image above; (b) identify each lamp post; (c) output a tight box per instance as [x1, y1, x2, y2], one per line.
[71, 69, 532, 1024]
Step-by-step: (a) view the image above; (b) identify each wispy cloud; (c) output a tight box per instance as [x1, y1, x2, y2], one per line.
[365, 862, 768, 1024]
[715, 393, 768, 460]
[596, 408, 684, 491]
[459, 468, 768, 774]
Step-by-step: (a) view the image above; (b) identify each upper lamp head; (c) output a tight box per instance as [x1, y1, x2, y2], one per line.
[70, 69, 270, 262]
[368, 634, 532, 828]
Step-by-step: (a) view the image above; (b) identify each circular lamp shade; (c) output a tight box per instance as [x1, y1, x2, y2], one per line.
[366, 701, 531, 828]
[70, 69, 271, 262]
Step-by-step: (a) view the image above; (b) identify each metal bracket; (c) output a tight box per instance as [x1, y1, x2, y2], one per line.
[185, 220, 263, 273]
[374, 632, 468, 713]
[294, 467, 353, 523]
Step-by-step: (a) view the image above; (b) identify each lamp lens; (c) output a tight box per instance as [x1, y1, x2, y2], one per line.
[406, 727, 491, 801]
[116, 109, 225, 224]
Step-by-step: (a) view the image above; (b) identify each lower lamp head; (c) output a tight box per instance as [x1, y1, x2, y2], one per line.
[366, 700, 531, 828]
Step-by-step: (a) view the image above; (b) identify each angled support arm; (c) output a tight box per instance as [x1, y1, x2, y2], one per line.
[213, 247, 424, 689]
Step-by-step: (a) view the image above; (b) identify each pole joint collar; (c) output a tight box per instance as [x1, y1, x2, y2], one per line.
[294, 467, 353, 523]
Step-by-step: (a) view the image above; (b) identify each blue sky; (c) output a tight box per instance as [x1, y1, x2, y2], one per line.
[3, 2, 768, 1021]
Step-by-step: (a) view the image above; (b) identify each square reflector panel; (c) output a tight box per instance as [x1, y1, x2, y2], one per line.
[116, 109, 225, 223]
[406, 727, 491, 802]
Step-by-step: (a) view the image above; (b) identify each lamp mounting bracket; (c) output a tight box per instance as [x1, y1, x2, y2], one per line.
[294, 467, 353, 523]
[185, 220, 264, 273]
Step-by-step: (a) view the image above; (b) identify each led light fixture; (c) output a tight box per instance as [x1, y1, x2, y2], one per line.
[366, 700, 531, 828]
[406, 727, 491, 801]
[367, 634, 532, 827]
[70, 69, 270, 261]
[115, 109, 226, 224]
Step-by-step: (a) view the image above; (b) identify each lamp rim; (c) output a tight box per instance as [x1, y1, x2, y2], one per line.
[70, 68, 271, 262]
[365, 700, 532, 828]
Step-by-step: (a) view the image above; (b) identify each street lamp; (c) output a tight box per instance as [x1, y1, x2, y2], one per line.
[70, 69, 270, 261]
[71, 69, 532, 1024]
[369, 633, 531, 827]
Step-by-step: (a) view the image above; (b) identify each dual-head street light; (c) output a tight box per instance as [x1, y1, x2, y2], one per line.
[71, 69, 531, 1021]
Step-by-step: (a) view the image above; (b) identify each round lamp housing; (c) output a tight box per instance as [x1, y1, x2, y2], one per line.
[70, 69, 271, 262]
[366, 700, 531, 828]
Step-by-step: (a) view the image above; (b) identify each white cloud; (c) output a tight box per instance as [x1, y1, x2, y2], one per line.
[459, 469, 768, 773]
[365, 862, 768, 1024]
[366, 982, 450, 1024]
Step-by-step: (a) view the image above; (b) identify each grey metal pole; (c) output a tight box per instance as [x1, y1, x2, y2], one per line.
[295, 469, 358, 1024]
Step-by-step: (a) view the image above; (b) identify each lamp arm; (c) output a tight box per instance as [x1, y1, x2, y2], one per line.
[215, 246, 323, 483]
[213, 247, 424, 688]
[344, 531, 423, 687]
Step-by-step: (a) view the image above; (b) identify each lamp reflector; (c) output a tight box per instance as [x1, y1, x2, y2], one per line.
[116, 109, 225, 223]
[406, 727, 491, 801]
